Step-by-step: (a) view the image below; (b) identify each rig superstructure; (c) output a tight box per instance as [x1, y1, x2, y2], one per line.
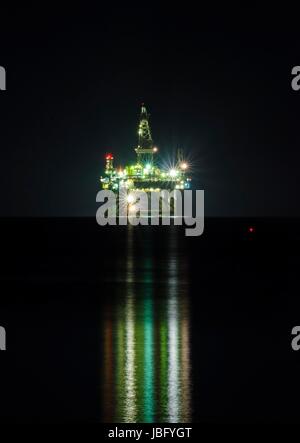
[100, 104, 191, 193]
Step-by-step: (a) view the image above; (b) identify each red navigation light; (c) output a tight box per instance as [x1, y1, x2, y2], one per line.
[106, 153, 113, 160]
[248, 226, 255, 234]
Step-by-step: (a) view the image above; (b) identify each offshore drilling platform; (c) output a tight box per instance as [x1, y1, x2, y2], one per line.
[100, 104, 191, 193]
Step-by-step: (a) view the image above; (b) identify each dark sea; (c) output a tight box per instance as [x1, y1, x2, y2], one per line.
[0, 218, 300, 423]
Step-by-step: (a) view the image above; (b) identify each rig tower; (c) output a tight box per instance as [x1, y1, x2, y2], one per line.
[135, 104, 156, 165]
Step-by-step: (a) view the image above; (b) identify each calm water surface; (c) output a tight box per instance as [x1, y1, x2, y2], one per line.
[1, 219, 300, 423]
[101, 228, 192, 422]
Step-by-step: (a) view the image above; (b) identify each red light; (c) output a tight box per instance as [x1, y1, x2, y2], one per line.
[106, 153, 113, 160]
[248, 226, 255, 234]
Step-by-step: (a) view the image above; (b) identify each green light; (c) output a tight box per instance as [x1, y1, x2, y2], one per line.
[144, 296, 154, 422]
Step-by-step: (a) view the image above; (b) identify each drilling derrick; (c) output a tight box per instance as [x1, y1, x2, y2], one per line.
[100, 104, 191, 194]
[135, 104, 156, 166]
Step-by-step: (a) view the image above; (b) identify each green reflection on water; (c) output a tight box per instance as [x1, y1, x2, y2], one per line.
[102, 229, 192, 423]
[143, 295, 154, 422]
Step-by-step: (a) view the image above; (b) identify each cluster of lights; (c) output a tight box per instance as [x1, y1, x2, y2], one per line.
[101, 106, 192, 195]
[101, 152, 191, 191]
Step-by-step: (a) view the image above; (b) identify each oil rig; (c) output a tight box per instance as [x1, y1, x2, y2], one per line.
[100, 104, 191, 193]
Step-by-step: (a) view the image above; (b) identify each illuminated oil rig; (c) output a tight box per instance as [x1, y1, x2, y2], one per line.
[100, 104, 191, 192]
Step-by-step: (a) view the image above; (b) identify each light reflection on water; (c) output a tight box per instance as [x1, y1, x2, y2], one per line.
[102, 228, 192, 423]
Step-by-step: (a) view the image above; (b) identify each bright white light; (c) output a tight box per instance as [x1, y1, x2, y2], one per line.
[169, 169, 178, 177]
[153, 147, 158, 153]
[144, 164, 152, 175]
[127, 194, 135, 204]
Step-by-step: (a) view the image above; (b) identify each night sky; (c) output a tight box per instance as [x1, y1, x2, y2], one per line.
[0, 4, 299, 217]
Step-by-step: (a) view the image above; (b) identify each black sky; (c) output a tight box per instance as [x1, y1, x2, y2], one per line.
[0, 4, 299, 216]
